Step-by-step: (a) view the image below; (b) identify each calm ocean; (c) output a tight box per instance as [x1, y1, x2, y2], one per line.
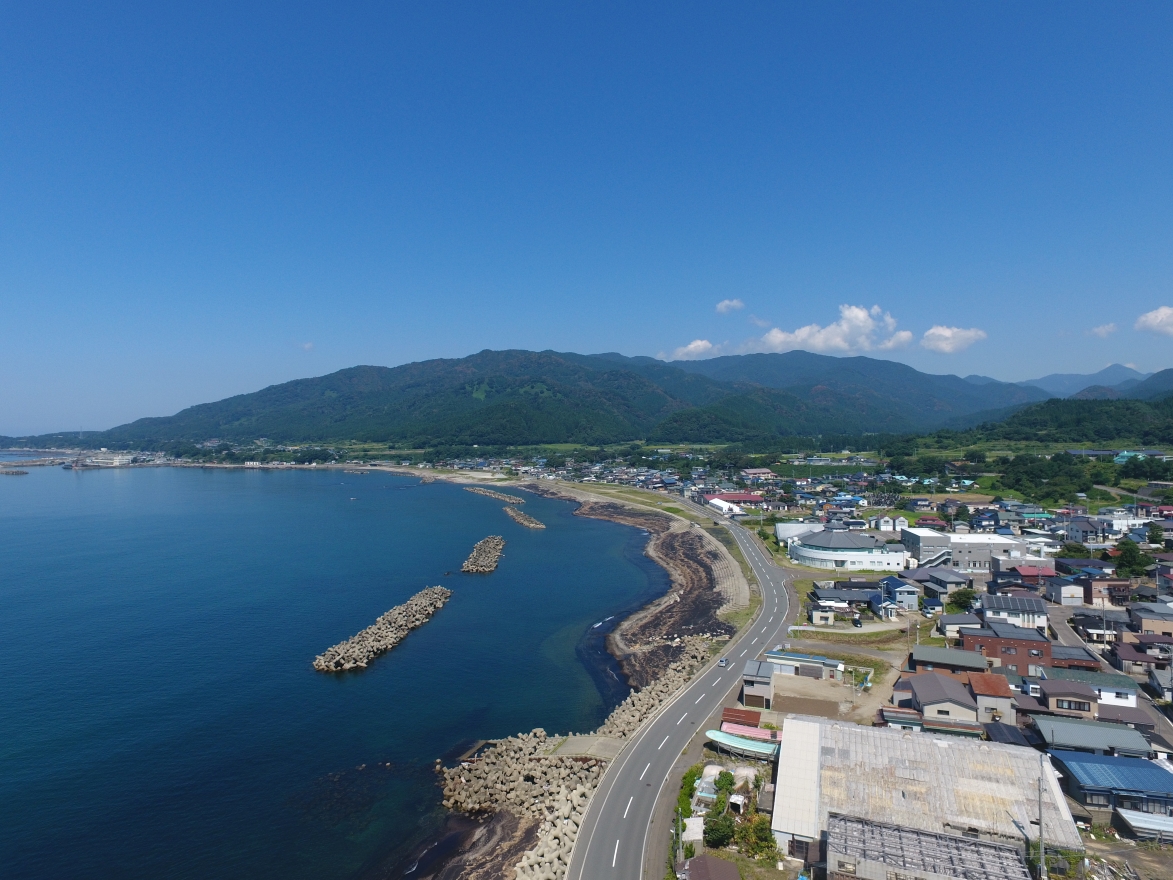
[0, 467, 666, 879]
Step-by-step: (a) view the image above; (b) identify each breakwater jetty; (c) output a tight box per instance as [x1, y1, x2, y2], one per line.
[313, 586, 452, 672]
[503, 506, 545, 529]
[0, 469, 29, 476]
[462, 536, 505, 573]
[465, 486, 525, 504]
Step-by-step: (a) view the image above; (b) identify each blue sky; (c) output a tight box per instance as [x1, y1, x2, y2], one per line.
[2, 3, 1172, 434]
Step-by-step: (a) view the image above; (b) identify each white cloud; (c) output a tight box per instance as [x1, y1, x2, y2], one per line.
[1136, 307, 1173, 337]
[920, 325, 987, 354]
[1090, 323, 1117, 338]
[748, 315, 771, 328]
[669, 339, 716, 360]
[302, 342, 314, 351]
[747, 304, 911, 354]
[716, 298, 744, 314]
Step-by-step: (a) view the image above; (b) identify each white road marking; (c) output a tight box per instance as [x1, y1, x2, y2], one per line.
[657, 735, 671, 750]
[677, 713, 687, 725]
[752, 637, 759, 644]
[695, 694, 705, 704]
[768, 616, 774, 623]
[739, 649, 747, 656]
[623, 796, 633, 818]
[639, 763, 650, 780]
[712, 678, 720, 686]
[612, 839, 619, 867]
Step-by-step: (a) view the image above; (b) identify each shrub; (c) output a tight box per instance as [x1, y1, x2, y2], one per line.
[715, 771, 735, 793]
[683, 842, 695, 859]
[704, 814, 735, 848]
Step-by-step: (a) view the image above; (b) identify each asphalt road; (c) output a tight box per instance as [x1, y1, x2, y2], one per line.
[565, 511, 792, 880]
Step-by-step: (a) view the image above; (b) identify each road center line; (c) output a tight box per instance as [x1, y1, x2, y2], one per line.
[623, 796, 633, 818]
[712, 678, 720, 687]
[695, 693, 705, 704]
[658, 735, 669, 750]
[639, 763, 650, 780]
[739, 648, 747, 656]
[677, 713, 687, 725]
[612, 839, 619, 867]
[768, 615, 774, 623]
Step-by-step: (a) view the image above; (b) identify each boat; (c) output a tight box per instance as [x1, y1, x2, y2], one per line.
[704, 729, 779, 759]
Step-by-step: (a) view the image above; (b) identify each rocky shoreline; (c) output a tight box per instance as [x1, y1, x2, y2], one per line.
[438, 638, 711, 880]
[503, 506, 545, 529]
[462, 536, 506, 573]
[465, 486, 526, 504]
[312, 586, 452, 672]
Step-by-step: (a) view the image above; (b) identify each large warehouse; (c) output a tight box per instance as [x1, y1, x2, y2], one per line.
[771, 717, 1082, 867]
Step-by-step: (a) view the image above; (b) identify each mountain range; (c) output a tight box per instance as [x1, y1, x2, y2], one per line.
[9, 352, 1173, 449]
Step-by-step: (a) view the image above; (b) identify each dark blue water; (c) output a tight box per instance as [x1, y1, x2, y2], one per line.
[0, 467, 666, 879]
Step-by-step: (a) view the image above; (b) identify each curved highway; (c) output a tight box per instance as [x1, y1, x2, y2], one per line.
[566, 508, 792, 880]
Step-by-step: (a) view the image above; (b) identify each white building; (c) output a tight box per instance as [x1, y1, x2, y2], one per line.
[707, 498, 743, 515]
[788, 531, 908, 572]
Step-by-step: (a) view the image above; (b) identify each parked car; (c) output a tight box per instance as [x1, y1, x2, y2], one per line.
[718, 658, 728, 667]
[852, 618, 863, 628]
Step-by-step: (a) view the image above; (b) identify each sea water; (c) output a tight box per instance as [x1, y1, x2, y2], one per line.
[0, 467, 666, 879]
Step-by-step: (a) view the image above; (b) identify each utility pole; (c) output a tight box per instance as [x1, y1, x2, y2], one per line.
[1038, 752, 1049, 880]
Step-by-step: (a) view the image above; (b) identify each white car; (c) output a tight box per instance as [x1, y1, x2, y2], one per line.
[717, 658, 728, 667]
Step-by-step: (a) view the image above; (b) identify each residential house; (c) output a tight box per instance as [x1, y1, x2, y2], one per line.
[937, 612, 981, 640]
[763, 649, 844, 682]
[906, 672, 980, 724]
[1076, 576, 1132, 607]
[905, 645, 989, 677]
[741, 660, 773, 709]
[1044, 666, 1139, 708]
[979, 594, 1048, 630]
[1037, 679, 1099, 720]
[1049, 644, 1103, 671]
[968, 671, 1015, 723]
[960, 622, 1050, 676]
[1151, 666, 1173, 701]
[1131, 602, 1173, 637]
[879, 575, 919, 611]
[1032, 717, 1153, 758]
[1071, 607, 1131, 646]
[1056, 558, 1117, 577]
[1049, 750, 1173, 817]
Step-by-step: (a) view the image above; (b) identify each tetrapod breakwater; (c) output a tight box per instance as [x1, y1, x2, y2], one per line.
[462, 536, 506, 572]
[465, 486, 525, 504]
[503, 506, 545, 529]
[313, 586, 452, 672]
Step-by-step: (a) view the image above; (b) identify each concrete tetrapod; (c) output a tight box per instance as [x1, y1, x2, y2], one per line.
[312, 586, 452, 672]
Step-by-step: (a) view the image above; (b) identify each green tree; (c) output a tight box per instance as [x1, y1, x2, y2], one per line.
[704, 813, 735, 848]
[1114, 538, 1154, 577]
[946, 588, 976, 613]
[715, 770, 735, 793]
[735, 813, 778, 858]
[964, 449, 987, 464]
[683, 842, 695, 859]
[1060, 541, 1092, 559]
[1148, 522, 1165, 546]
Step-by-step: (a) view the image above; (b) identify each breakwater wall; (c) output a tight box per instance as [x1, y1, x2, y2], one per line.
[503, 506, 545, 529]
[313, 586, 452, 672]
[462, 536, 505, 573]
[465, 486, 525, 504]
[440, 637, 711, 880]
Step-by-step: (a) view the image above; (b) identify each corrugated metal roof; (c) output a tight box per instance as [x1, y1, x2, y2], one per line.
[1043, 666, 1137, 691]
[1050, 750, 1173, 794]
[911, 646, 988, 670]
[1033, 717, 1151, 755]
[772, 716, 1083, 849]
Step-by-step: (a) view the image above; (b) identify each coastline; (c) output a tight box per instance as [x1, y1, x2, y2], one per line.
[395, 476, 750, 880]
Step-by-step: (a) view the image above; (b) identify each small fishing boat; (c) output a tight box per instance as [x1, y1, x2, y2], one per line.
[705, 729, 779, 759]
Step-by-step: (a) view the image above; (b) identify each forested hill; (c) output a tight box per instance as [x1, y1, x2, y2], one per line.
[946, 395, 1173, 446]
[12, 349, 1058, 448]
